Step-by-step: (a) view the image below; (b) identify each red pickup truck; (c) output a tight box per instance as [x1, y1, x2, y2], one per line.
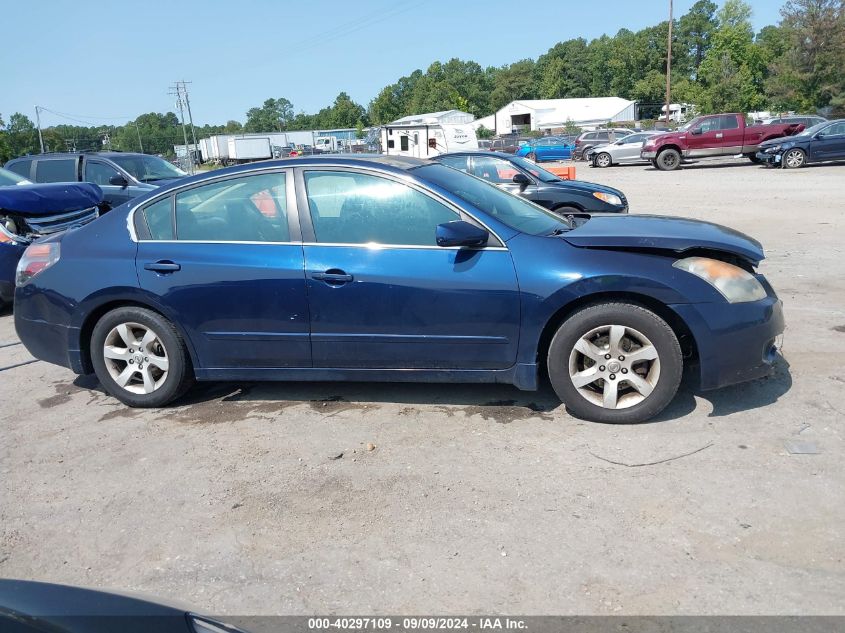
[641, 113, 804, 170]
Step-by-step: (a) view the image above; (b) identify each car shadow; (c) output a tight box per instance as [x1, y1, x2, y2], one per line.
[131, 355, 792, 425]
[0, 303, 12, 318]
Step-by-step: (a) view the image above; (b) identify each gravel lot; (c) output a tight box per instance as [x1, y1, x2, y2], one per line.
[1, 157, 844, 615]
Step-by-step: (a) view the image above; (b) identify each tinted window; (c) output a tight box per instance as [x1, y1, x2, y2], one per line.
[304, 171, 459, 246]
[436, 155, 469, 171]
[143, 198, 175, 240]
[596, 132, 610, 140]
[84, 161, 120, 186]
[35, 159, 76, 183]
[623, 134, 646, 144]
[7, 159, 32, 179]
[174, 172, 289, 242]
[400, 136, 409, 151]
[720, 115, 739, 130]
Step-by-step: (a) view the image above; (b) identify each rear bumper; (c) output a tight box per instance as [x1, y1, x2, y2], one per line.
[672, 295, 785, 391]
[14, 311, 84, 373]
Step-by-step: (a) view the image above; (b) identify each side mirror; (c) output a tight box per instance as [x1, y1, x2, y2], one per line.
[436, 221, 489, 248]
[109, 175, 129, 187]
[691, 128, 703, 136]
[815, 133, 826, 140]
[512, 172, 531, 190]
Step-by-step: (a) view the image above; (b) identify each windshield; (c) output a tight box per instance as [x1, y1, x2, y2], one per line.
[677, 116, 703, 132]
[413, 164, 568, 236]
[793, 121, 829, 137]
[509, 155, 561, 183]
[0, 167, 31, 186]
[109, 155, 186, 183]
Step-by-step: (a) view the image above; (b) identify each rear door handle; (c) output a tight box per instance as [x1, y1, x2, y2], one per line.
[144, 261, 181, 273]
[312, 270, 353, 284]
[715, 133, 723, 139]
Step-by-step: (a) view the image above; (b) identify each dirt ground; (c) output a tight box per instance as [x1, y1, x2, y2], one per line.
[1, 157, 844, 615]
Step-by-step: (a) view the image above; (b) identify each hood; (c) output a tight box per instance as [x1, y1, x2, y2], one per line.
[758, 135, 802, 149]
[563, 214, 764, 264]
[547, 179, 623, 196]
[0, 182, 103, 216]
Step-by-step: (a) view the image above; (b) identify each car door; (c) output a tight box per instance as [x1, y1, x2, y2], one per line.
[685, 116, 724, 156]
[297, 167, 521, 370]
[135, 169, 310, 370]
[83, 159, 134, 207]
[615, 134, 646, 162]
[809, 122, 845, 161]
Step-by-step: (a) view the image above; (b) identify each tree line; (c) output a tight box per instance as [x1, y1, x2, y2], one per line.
[1, 0, 841, 162]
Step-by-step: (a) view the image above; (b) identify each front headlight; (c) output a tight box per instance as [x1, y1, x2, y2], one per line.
[673, 256, 767, 303]
[592, 191, 623, 206]
[765, 144, 782, 153]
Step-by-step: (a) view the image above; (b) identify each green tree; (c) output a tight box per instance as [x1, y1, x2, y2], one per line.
[244, 98, 294, 132]
[767, 0, 845, 112]
[677, 0, 719, 77]
[489, 60, 537, 111]
[5, 113, 39, 158]
[475, 125, 494, 139]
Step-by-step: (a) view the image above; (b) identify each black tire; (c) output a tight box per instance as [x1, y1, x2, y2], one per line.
[90, 306, 194, 407]
[547, 302, 683, 424]
[656, 148, 681, 171]
[527, 152, 537, 162]
[745, 153, 762, 164]
[782, 148, 806, 169]
[594, 152, 612, 168]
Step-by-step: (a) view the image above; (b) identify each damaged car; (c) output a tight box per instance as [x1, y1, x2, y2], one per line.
[0, 181, 102, 306]
[14, 156, 783, 424]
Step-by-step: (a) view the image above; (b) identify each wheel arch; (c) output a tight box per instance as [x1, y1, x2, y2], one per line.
[656, 144, 683, 156]
[77, 297, 199, 375]
[535, 291, 698, 376]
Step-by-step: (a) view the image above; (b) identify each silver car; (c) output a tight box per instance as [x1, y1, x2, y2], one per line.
[589, 132, 662, 168]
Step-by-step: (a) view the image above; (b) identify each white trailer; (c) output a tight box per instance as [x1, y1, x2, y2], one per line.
[381, 123, 478, 158]
[226, 137, 272, 164]
[314, 136, 339, 152]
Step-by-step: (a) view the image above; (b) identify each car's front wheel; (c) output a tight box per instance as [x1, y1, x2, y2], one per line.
[783, 148, 806, 169]
[656, 148, 681, 171]
[527, 152, 537, 162]
[547, 303, 683, 423]
[594, 152, 612, 168]
[90, 306, 194, 407]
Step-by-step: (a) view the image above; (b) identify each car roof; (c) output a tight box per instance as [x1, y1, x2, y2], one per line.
[435, 151, 515, 159]
[7, 151, 149, 161]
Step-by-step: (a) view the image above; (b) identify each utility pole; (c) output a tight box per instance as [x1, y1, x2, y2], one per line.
[169, 83, 193, 174]
[34, 106, 45, 153]
[134, 122, 144, 153]
[178, 80, 198, 152]
[664, 0, 673, 125]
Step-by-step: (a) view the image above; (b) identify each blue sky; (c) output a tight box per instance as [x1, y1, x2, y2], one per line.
[3, 0, 782, 127]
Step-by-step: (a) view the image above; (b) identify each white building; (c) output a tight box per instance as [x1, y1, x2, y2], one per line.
[473, 97, 638, 134]
[390, 110, 476, 126]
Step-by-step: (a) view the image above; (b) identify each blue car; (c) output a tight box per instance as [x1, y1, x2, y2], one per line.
[14, 156, 783, 423]
[0, 176, 102, 307]
[515, 137, 575, 162]
[756, 118, 845, 168]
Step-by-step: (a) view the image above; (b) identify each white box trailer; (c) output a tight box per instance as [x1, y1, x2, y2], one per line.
[226, 136, 272, 163]
[381, 123, 478, 158]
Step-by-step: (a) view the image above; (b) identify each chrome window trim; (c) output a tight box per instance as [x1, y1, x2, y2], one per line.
[131, 239, 507, 251]
[128, 161, 509, 248]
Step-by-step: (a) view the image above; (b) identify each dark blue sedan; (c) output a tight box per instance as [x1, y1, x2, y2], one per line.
[14, 156, 784, 423]
[757, 119, 845, 168]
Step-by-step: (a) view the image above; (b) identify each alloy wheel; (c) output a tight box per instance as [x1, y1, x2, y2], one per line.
[102, 322, 169, 395]
[596, 153, 611, 168]
[784, 149, 805, 168]
[568, 324, 660, 409]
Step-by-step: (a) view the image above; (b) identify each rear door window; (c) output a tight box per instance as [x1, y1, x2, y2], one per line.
[7, 159, 33, 179]
[35, 159, 77, 183]
[436, 155, 469, 171]
[719, 115, 739, 130]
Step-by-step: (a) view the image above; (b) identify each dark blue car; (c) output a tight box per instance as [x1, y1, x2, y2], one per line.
[756, 118, 845, 168]
[14, 156, 784, 423]
[0, 179, 102, 306]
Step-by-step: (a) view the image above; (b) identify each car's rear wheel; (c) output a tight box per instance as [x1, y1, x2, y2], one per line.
[656, 148, 681, 171]
[594, 152, 612, 168]
[783, 148, 806, 169]
[547, 303, 683, 423]
[90, 307, 194, 407]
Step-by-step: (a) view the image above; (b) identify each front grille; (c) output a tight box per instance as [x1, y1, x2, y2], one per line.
[23, 206, 99, 236]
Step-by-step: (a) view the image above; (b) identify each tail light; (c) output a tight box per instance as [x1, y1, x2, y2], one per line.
[16, 242, 60, 286]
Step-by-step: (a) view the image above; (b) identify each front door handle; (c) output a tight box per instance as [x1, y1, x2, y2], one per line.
[144, 261, 181, 273]
[312, 270, 353, 284]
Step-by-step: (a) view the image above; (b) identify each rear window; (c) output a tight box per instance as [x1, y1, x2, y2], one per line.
[7, 159, 33, 179]
[35, 159, 77, 183]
